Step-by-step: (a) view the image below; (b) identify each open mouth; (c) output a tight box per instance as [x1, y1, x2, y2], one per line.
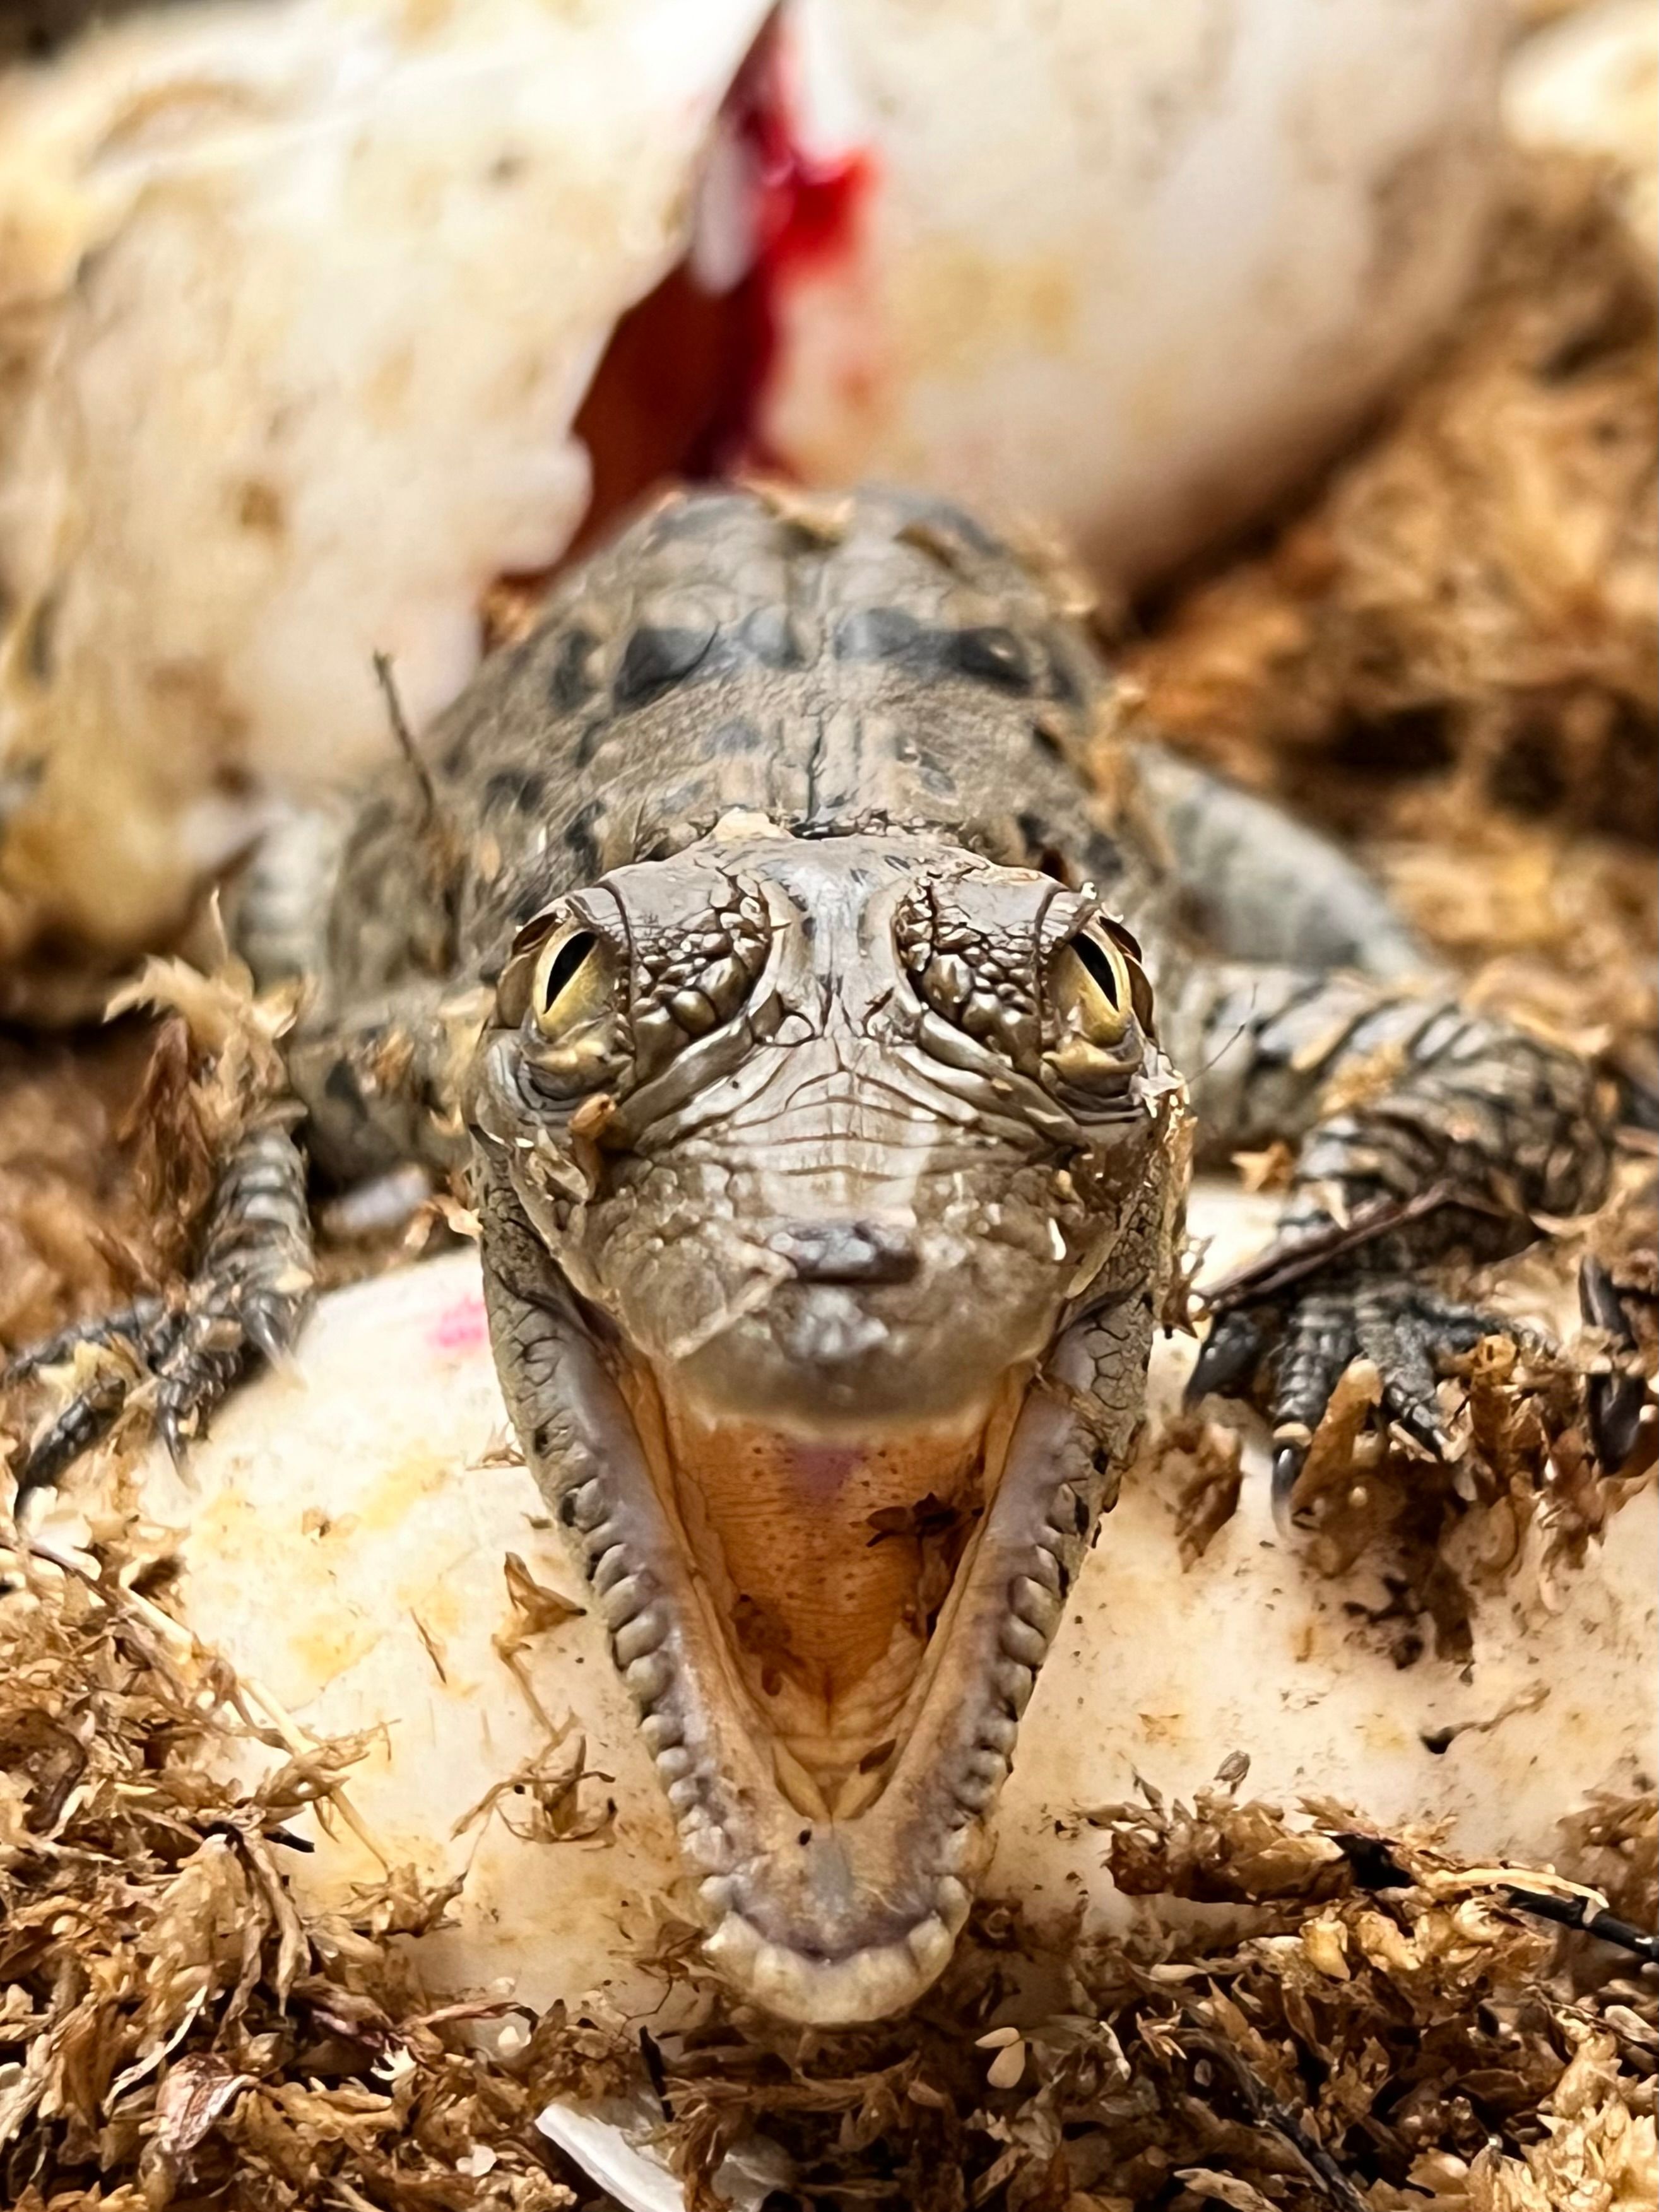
[633, 1364, 1030, 1817]
[536, 1307, 1109, 2025]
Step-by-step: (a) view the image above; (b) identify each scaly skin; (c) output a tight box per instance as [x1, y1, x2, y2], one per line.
[5, 485, 1612, 2023]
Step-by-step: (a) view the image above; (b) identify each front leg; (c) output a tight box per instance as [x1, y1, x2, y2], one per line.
[4, 977, 483, 1503]
[6, 1106, 313, 1500]
[1169, 963, 1614, 1513]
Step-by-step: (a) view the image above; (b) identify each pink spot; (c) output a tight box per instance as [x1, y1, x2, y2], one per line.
[427, 1294, 489, 1358]
[783, 1443, 861, 1504]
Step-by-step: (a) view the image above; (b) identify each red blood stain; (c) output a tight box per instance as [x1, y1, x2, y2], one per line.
[690, 13, 875, 476]
[562, 12, 873, 557]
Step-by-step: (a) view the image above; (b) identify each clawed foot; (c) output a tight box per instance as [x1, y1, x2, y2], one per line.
[1187, 1273, 1547, 1533]
[1579, 1254, 1652, 1472]
[3, 1117, 312, 1507]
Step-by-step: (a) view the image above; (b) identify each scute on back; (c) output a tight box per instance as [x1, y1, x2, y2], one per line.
[323, 484, 1156, 1020]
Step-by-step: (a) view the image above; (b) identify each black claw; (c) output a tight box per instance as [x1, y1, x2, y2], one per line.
[156, 1406, 191, 1469]
[1578, 1255, 1631, 1339]
[1185, 1310, 1265, 1407]
[1589, 1372, 1648, 1472]
[242, 1298, 295, 1369]
[1390, 1401, 1452, 1460]
[13, 1373, 129, 1507]
[1271, 1442, 1307, 1536]
[1577, 1257, 1648, 1469]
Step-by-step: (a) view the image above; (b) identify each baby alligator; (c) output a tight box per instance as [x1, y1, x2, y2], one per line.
[8, 485, 1612, 2024]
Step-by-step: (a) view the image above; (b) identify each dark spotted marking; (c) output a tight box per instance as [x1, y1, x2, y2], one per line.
[950, 627, 1032, 692]
[548, 627, 599, 714]
[833, 606, 923, 664]
[709, 717, 767, 755]
[323, 1057, 361, 1108]
[572, 716, 610, 770]
[617, 623, 716, 709]
[832, 609, 1035, 695]
[484, 767, 548, 813]
[614, 609, 806, 714]
[564, 797, 606, 883]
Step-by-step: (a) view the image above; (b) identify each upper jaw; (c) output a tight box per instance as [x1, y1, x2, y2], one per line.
[503, 1266, 1118, 2027]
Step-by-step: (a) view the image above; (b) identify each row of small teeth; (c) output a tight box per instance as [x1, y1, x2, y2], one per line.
[560, 1464, 1087, 2010]
[699, 1869, 975, 2021]
[561, 1474, 731, 1869]
[958, 1477, 1082, 1812]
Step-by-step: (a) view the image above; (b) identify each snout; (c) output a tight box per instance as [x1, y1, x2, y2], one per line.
[644, 1227, 1056, 1432]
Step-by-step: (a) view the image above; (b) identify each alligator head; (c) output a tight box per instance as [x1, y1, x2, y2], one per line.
[468, 816, 1182, 2023]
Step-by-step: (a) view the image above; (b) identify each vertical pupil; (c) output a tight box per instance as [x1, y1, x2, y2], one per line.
[540, 931, 598, 1011]
[1072, 935, 1121, 1006]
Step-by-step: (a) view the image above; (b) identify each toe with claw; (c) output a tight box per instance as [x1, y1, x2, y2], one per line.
[1579, 1254, 1653, 1472]
[1188, 1269, 1547, 1533]
[4, 1115, 314, 1508]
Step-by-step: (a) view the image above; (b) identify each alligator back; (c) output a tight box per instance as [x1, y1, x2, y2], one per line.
[321, 485, 1166, 1008]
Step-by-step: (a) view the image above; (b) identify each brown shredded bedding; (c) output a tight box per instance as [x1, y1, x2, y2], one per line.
[0, 131, 1654, 2212]
[1122, 152, 1657, 853]
[1, 1530, 1653, 2209]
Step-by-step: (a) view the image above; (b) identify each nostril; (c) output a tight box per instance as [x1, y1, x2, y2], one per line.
[766, 1221, 920, 1285]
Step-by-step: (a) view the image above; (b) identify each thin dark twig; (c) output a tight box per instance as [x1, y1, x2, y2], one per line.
[1198, 1184, 1465, 1310]
[1179, 2023, 1371, 2212]
[1500, 1884, 1659, 1967]
[372, 649, 439, 828]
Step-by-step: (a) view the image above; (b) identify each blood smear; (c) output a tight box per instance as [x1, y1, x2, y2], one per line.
[560, 11, 873, 555]
[692, 11, 875, 474]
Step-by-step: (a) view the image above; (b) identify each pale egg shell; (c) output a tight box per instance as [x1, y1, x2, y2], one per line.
[0, 0, 772, 983]
[41, 1178, 1655, 2026]
[1504, 0, 1657, 252]
[760, 0, 1508, 589]
[0, 0, 1509, 988]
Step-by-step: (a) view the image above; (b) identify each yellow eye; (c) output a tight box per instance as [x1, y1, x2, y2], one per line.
[1051, 931, 1133, 1049]
[531, 929, 610, 1039]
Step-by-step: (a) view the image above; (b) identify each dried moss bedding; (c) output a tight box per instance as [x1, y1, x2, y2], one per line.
[0, 129, 1654, 2212]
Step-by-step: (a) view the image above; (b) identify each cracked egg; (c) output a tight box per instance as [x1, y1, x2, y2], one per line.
[0, 0, 1508, 1002]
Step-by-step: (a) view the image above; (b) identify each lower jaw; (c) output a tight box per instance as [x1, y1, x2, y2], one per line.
[540, 1334, 1111, 2025]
